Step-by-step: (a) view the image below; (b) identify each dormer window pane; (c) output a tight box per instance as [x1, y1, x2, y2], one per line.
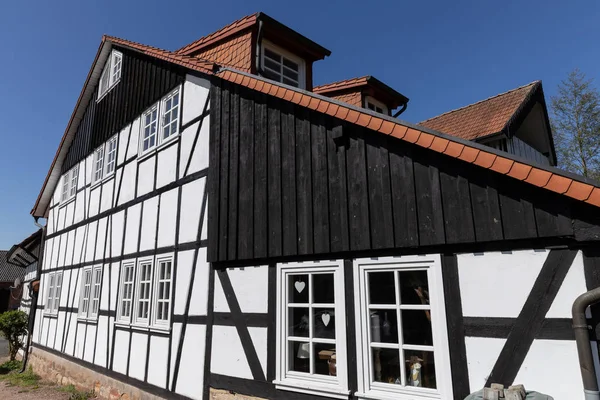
[98, 50, 123, 100]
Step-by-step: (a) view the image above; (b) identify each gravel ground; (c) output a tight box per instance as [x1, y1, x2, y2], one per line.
[0, 339, 72, 400]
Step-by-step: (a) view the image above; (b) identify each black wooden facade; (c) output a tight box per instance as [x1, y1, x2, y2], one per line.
[207, 78, 599, 264]
[62, 46, 186, 173]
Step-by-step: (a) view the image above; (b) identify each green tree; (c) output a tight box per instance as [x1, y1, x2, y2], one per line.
[0, 310, 28, 361]
[551, 69, 600, 179]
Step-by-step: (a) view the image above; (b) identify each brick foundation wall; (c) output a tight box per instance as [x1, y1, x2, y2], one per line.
[27, 346, 164, 400]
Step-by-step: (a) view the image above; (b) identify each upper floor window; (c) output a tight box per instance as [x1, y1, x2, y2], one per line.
[98, 50, 123, 100]
[45, 271, 62, 316]
[61, 165, 79, 203]
[92, 135, 118, 184]
[261, 41, 305, 89]
[139, 87, 181, 155]
[365, 97, 388, 115]
[353, 256, 452, 400]
[275, 260, 348, 398]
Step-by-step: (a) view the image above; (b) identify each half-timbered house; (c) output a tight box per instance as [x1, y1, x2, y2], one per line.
[22, 11, 600, 400]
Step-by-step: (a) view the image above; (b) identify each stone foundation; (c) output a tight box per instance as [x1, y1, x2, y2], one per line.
[209, 388, 265, 399]
[27, 346, 164, 400]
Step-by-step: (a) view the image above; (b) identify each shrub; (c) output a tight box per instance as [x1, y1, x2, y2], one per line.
[0, 310, 28, 361]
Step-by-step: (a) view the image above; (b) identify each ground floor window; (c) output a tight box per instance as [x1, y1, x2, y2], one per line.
[353, 256, 453, 400]
[275, 260, 349, 398]
[79, 266, 102, 320]
[45, 271, 62, 316]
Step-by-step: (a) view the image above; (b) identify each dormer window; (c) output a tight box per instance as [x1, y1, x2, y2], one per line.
[365, 96, 388, 115]
[98, 50, 123, 100]
[261, 41, 305, 89]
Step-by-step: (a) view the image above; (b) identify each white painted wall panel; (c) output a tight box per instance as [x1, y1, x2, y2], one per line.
[112, 329, 130, 375]
[457, 250, 548, 317]
[85, 221, 98, 262]
[72, 226, 87, 265]
[179, 178, 205, 244]
[170, 322, 182, 389]
[95, 217, 108, 261]
[137, 156, 156, 197]
[74, 322, 85, 359]
[182, 75, 210, 126]
[156, 143, 177, 189]
[65, 200, 75, 229]
[140, 197, 159, 251]
[189, 248, 209, 316]
[186, 116, 210, 175]
[465, 337, 506, 392]
[124, 204, 142, 255]
[178, 121, 199, 180]
[89, 186, 101, 218]
[212, 271, 229, 313]
[515, 339, 583, 400]
[64, 230, 75, 267]
[226, 265, 268, 313]
[173, 250, 194, 315]
[546, 251, 586, 318]
[118, 162, 136, 206]
[176, 324, 206, 400]
[94, 316, 108, 367]
[110, 211, 125, 258]
[57, 206, 66, 231]
[128, 332, 148, 381]
[74, 191, 85, 224]
[146, 335, 169, 389]
[57, 234, 68, 267]
[53, 313, 66, 350]
[200, 201, 208, 241]
[158, 189, 178, 248]
[211, 325, 253, 379]
[83, 324, 96, 363]
[46, 318, 57, 349]
[118, 124, 130, 166]
[64, 313, 78, 356]
[110, 262, 120, 310]
[100, 178, 115, 213]
[126, 118, 140, 160]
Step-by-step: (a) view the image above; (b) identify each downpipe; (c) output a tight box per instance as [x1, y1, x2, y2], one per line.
[573, 287, 600, 400]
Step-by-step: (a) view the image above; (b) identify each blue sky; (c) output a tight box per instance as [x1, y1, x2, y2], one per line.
[0, 0, 598, 249]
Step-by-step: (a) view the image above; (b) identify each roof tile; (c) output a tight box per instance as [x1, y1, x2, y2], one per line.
[524, 169, 553, 187]
[458, 147, 479, 163]
[565, 181, 594, 201]
[356, 114, 372, 128]
[390, 125, 408, 140]
[585, 188, 600, 207]
[379, 120, 395, 135]
[346, 109, 361, 124]
[416, 132, 435, 148]
[507, 162, 533, 180]
[444, 142, 465, 158]
[429, 137, 450, 153]
[544, 174, 572, 194]
[368, 117, 384, 131]
[489, 157, 514, 174]
[473, 151, 496, 168]
[404, 128, 421, 143]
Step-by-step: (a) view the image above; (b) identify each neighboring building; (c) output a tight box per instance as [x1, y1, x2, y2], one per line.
[7, 229, 43, 314]
[0, 250, 27, 312]
[21, 11, 600, 400]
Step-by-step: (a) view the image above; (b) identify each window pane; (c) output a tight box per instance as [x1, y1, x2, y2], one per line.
[401, 310, 433, 346]
[405, 350, 436, 389]
[369, 310, 398, 344]
[372, 348, 401, 384]
[282, 57, 299, 71]
[313, 343, 336, 376]
[368, 272, 396, 304]
[264, 48, 281, 63]
[288, 307, 309, 337]
[399, 270, 429, 305]
[282, 68, 299, 81]
[262, 69, 281, 82]
[313, 308, 335, 339]
[312, 273, 334, 304]
[288, 341, 310, 373]
[282, 77, 299, 87]
[264, 58, 281, 73]
[288, 274, 308, 303]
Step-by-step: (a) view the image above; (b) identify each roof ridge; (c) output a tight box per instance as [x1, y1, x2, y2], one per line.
[313, 76, 371, 91]
[419, 81, 540, 124]
[175, 12, 259, 55]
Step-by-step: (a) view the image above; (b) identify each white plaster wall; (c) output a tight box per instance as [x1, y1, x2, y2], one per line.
[137, 156, 155, 197]
[465, 337, 506, 392]
[128, 332, 148, 381]
[178, 178, 205, 244]
[156, 143, 177, 189]
[457, 250, 548, 317]
[139, 197, 158, 251]
[112, 329, 130, 375]
[189, 248, 210, 316]
[175, 324, 206, 400]
[182, 74, 210, 126]
[546, 251, 586, 318]
[147, 335, 169, 388]
[157, 188, 178, 248]
[213, 265, 268, 313]
[174, 250, 194, 315]
[210, 326, 267, 381]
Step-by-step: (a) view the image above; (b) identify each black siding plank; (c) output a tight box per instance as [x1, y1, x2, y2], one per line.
[346, 125, 370, 251]
[207, 83, 221, 262]
[365, 134, 394, 249]
[499, 189, 538, 240]
[218, 84, 231, 260]
[281, 102, 297, 256]
[389, 144, 418, 247]
[237, 91, 254, 260]
[327, 124, 349, 253]
[413, 151, 445, 246]
[227, 86, 240, 260]
[267, 99, 282, 257]
[296, 108, 313, 255]
[253, 93, 268, 259]
[440, 169, 476, 244]
[311, 113, 329, 254]
[469, 175, 503, 242]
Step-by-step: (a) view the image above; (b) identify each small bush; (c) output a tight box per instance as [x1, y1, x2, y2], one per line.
[59, 384, 95, 399]
[0, 359, 22, 374]
[0, 366, 40, 388]
[0, 310, 28, 361]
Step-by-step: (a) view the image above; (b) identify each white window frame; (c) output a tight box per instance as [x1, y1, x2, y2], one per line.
[45, 271, 62, 316]
[261, 40, 305, 89]
[151, 255, 174, 328]
[139, 87, 182, 157]
[353, 255, 453, 400]
[117, 261, 136, 323]
[274, 260, 349, 399]
[365, 96, 388, 115]
[133, 257, 154, 326]
[61, 165, 79, 204]
[92, 135, 118, 185]
[78, 266, 102, 320]
[98, 50, 123, 101]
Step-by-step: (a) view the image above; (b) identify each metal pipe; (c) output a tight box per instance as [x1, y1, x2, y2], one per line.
[393, 101, 408, 118]
[572, 287, 600, 400]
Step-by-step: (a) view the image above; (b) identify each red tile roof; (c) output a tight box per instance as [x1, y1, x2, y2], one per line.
[190, 31, 253, 72]
[420, 82, 538, 140]
[313, 76, 370, 94]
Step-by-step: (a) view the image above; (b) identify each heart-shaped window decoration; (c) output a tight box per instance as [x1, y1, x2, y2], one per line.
[294, 281, 306, 293]
[322, 312, 331, 327]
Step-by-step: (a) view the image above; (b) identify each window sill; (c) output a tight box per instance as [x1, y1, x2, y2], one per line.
[137, 134, 179, 163]
[43, 313, 58, 319]
[58, 196, 76, 209]
[77, 317, 98, 325]
[274, 379, 350, 400]
[113, 322, 171, 334]
[91, 172, 115, 190]
[355, 387, 442, 400]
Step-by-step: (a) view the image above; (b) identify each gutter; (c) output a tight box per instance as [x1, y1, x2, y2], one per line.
[573, 287, 600, 400]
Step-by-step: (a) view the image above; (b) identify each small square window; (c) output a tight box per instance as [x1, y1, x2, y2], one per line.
[365, 97, 388, 115]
